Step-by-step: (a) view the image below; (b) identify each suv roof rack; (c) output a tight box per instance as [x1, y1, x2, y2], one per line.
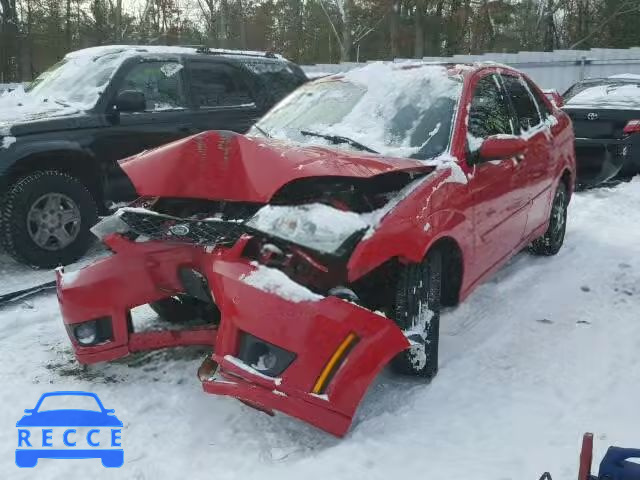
[194, 46, 278, 59]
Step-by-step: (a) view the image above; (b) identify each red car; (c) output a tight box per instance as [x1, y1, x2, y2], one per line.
[57, 62, 575, 437]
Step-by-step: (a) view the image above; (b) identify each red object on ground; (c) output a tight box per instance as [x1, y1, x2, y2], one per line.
[57, 63, 576, 436]
[579, 433, 594, 480]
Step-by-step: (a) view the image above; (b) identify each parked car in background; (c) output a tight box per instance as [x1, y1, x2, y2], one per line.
[562, 75, 640, 187]
[57, 62, 575, 436]
[0, 45, 307, 268]
[543, 89, 564, 107]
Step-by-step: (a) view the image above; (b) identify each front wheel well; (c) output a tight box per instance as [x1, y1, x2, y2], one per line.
[6, 151, 104, 208]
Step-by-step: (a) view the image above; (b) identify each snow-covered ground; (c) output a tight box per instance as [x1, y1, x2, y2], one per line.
[1, 179, 639, 479]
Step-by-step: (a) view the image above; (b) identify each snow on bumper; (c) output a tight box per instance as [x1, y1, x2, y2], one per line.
[200, 257, 410, 437]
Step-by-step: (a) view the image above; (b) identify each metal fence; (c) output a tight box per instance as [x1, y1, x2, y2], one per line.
[302, 47, 640, 93]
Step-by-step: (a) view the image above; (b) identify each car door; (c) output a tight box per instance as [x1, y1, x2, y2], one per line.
[500, 74, 554, 237]
[96, 59, 195, 165]
[185, 60, 261, 134]
[468, 73, 529, 272]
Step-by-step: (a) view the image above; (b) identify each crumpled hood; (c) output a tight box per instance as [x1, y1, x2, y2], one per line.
[120, 131, 433, 203]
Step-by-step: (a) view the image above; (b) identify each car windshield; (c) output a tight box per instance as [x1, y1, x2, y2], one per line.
[37, 394, 102, 412]
[251, 63, 462, 159]
[564, 80, 640, 108]
[23, 52, 123, 109]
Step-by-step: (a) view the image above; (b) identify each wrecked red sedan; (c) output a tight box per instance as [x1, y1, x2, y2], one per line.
[57, 62, 575, 437]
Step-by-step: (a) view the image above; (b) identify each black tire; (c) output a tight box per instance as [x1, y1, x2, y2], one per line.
[391, 249, 442, 378]
[149, 296, 220, 324]
[1, 171, 98, 268]
[529, 182, 568, 256]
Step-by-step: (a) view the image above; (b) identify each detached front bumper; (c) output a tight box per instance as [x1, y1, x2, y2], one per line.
[56, 235, 218, 364]
[57, 235, 410, 436]
[200, 256, 410, 436]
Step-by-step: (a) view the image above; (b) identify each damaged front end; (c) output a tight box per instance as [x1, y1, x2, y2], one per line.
[57, 131, 437, 436]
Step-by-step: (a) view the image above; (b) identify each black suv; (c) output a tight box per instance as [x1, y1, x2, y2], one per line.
[0, 45, 307, 268]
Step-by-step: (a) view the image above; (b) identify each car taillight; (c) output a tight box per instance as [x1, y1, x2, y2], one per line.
[623, 120, 640, 135]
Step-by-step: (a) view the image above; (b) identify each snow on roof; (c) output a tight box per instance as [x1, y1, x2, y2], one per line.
[565, 83, 640, 109]
[65, 45, 283, 61]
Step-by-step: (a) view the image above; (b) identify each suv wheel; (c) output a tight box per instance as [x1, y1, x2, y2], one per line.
[1, 171, 98, 268]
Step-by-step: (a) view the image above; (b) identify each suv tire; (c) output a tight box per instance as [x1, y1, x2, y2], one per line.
[1, 171, 98, 268]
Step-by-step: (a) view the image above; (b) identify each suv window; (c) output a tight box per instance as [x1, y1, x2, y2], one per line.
[468, 74, 514, 145]
[188, 62, 254, 108]
[502, 75, 541, 131]
[243, 60, 306, 105]
[118, 61, 185, 111]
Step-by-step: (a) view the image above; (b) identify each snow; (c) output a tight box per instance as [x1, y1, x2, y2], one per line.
[257, 62, 462, 159]
[564, 83, 640, 109]
[223, 355, 282, 384]
[247, 203, 368, 254]
[240, 262, 323, 303]
[1, 136, 16, 149]
[1, 179, 640, 479]
[608, 73, 640, 80]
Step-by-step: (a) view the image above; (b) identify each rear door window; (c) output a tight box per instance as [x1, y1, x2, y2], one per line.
[502, 75, 542, 131]
[187, 62, 255, 108]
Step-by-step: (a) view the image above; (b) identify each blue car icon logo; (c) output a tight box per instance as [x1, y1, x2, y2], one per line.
[16, 391, 123, 468]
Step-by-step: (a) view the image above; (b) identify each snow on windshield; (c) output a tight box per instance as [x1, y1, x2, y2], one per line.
[254, 62, 462, 159]
[565, 83, 640, 109]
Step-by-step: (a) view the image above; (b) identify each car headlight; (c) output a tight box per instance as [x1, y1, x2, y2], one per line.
[90, 212, 130, 241]
[245, 203, 369, 254]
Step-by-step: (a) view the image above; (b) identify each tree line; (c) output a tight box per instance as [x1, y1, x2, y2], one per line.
[1, 0, 639, 82]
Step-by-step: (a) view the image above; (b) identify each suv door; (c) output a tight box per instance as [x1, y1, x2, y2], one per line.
[185, 60, 261, 133]
[500, 74, 554, 237]
[468, 74, 529, 271]
[97, 59, 193, 165]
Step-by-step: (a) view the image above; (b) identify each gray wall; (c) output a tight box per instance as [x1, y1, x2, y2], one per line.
[302, 47, 640, 93]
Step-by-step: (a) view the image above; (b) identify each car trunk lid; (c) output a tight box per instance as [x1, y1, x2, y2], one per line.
[563, 107, 640, 139]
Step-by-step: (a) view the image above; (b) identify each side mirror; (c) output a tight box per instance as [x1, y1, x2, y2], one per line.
[23, 409, 34, 414]
[115, 90, 146, 113]
[477, 135, 527, 162]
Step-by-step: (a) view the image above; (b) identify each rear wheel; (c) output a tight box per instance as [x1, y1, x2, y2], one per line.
[1, 171, 98, 268]
[149, 296, 220, 324]
[391, 249, 442, 378]
[529, 182, 568, 256]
